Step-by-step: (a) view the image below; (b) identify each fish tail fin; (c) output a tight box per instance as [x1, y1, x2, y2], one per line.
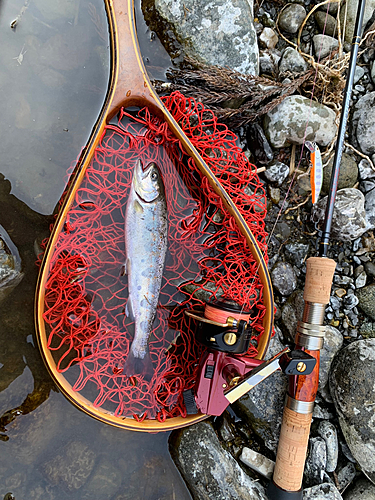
[123, 350, 154, 381]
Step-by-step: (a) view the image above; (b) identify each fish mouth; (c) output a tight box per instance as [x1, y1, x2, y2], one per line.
[133, 160, 160, 202]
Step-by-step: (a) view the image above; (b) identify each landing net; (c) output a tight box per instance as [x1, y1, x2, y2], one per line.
[42, 91, 269, 421]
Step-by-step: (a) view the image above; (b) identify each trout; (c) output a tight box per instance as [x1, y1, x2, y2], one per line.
[123, 160, 167, 379]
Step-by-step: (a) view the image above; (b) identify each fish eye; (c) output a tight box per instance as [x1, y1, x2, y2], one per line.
[151, 171, 158, 180]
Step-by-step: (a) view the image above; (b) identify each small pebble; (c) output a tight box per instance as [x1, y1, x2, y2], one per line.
[240, 447, 275, 479]
[355, 271, 367, 288]
[318, 421, 338, 472]
[335, 288, 346, 298]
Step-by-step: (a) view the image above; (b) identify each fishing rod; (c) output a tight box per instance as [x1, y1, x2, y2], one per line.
[267, 0, 367, 497]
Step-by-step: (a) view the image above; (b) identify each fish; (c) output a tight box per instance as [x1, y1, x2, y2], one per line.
[123, 159, 168, 379]
[305, 141, 323, 205]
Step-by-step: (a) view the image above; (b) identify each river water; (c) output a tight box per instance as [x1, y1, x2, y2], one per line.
[0, 0, 191, 498]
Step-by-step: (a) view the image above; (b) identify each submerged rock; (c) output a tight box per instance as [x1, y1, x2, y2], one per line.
[0, 225, 23, 303]
[330, 339, 375, 483]
[42, 441, 96, 492]
[153, 0, 259, 74]
[264, 95, 337, 148]
[169, 421, 268, 499]
[311, 188, 368, 241]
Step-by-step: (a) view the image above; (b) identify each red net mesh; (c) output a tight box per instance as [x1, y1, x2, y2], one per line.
[42, 91, 269, 421]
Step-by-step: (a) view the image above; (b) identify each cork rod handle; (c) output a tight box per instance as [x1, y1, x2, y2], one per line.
[267, 257, 336, 500]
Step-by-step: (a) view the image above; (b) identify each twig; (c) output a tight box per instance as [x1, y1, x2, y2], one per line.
[344, 142, 375, 172]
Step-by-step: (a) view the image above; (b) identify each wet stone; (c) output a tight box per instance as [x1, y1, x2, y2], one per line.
[303, 483, 343, 500]
[246, 123, 274, 165]
[357, 284, 375, 320]
[278, 4, 306, 34]
[330, 339, 375, 483]
[319, 325, 343, 390]
[271, 262, 297, 296]
[41, 441, 96, 492]
[304, 437, 327, 486]
[337, 462, 357, 491]
[264, 161, 289, 186]
[285, 242, 309, 268]
[0, 226, 23, 303]
[311, 189, 368, 241]
[345, 477, 375, 500]
[7, 396, 62, 466]
[318, 421, 338, 472]
[169, 421, 268, 500]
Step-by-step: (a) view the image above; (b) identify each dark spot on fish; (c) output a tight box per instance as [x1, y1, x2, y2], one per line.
[137, 285, 141, 290]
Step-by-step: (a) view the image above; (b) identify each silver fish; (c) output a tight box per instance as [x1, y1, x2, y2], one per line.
[123, 160, 167, 378]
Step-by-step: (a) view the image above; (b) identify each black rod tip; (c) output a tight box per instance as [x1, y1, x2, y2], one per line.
[266, 481, 303, 500]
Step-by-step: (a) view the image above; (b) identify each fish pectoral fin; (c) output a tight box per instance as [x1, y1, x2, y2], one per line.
[125, 296, 135, 321]
[123, 257, 130, 276]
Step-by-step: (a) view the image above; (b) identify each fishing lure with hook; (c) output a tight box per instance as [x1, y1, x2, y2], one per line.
[305, 141, 323, 205]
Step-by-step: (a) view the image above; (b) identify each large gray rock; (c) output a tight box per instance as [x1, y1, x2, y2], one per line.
[340, 0, 375, 42]
[154, 0, 259, 74]
[311, 188, 368, 241]
[357, 285, 375, 320]
[330, 339, 375, 483]
[344, 477, 375, 499]
[169, 421, 268, 499]
[264, 96, 337, 148]
[352, 92, 375, 156]
[303, 483, 343, 499]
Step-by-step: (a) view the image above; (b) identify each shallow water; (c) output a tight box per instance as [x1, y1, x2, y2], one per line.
[0, 0, 191, 498]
